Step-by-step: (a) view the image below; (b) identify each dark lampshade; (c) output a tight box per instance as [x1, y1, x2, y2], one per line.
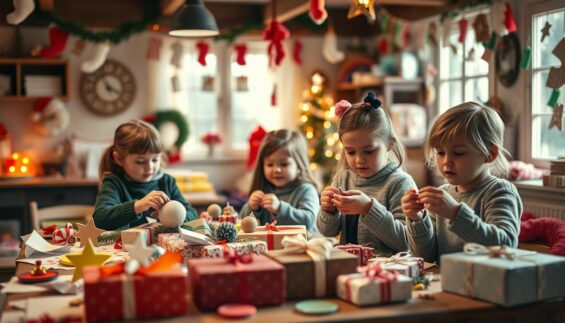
[169, 0, 219, 37]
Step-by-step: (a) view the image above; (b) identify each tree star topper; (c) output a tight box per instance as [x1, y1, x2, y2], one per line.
[67, 239, 112, 282]
[76, 218, 105, 247]
[348, 0, 376, 24]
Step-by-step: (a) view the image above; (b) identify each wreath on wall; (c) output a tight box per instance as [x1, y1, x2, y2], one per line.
[144, 110, 189, 163]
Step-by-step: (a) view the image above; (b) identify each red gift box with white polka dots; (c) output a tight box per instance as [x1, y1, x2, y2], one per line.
[83, 265, 188, 321]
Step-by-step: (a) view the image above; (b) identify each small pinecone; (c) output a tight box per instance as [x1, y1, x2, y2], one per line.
[214, 222, 237, 243]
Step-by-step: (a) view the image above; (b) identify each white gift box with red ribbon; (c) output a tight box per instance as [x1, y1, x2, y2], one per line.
[369, 251, 424, 278]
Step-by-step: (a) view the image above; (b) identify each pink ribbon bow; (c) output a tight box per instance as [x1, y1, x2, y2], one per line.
[335, 100, 352, 119]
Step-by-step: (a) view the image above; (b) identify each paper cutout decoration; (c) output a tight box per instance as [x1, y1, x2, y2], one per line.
[548, 103, 563, 131]
[124, 235, 154, 265]
[66, 239, 112, 282]
[546, 38, 565, 89]
[473, 13, 490, 43]
[541, 21, 552, 43]
[347, 0, 376, 24]
[170, 42, 184, 68]
[76, 218, 105, 247]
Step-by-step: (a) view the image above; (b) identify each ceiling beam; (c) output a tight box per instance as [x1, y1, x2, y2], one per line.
[160, 0, 184, 16]
[39, 0, 54, 11]
[263, 0, 309, 24]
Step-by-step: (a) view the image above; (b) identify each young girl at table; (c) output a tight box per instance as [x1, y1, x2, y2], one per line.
[239, 129, 320, 232]
[93, 119, 197, 230]
[401, 102, 522, 263]
[316, 92, 416, 255]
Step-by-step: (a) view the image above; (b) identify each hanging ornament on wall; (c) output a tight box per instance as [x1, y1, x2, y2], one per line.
[196, 41, 209, 66]
[428, 21, 438, 47]
[348, 0, 376, 24]
[72, 39, 86, 57]
[309, 0, 328, 25]
[146, 35, 162, 61]
[234, 43, 247, 65]
[263, 20, 290, 67]
[503, 2, 517, 33]
[472, 13, 490, 43]
[548, 103, 563, 131]
[292, 39, 303, 65]
[170, 42, 184, 68]
[458, 18, 468, 44]
[322, 26, 345, 64]
[81, 41, 111, 73]
[491, 0, 507, 36]
[36, 25, 70, 59]
[481, 32, 497, 62]
[541, 20, 552, 43]
[6, 0, 35, 25]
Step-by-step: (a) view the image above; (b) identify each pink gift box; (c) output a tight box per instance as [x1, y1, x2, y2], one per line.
[336, 244, 376, 266]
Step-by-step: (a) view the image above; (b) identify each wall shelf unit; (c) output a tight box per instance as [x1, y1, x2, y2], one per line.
[0, 58, 69, 102]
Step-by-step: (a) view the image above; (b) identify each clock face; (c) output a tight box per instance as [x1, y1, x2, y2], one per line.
[80, 60, 137, 116]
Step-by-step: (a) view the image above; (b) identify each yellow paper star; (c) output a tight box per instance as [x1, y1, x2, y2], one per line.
[66, 239, 112, 282]
[348, 0, 376, 24]
[76, 218, 105, 247]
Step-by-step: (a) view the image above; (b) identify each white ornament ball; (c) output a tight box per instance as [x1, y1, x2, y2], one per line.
[159, 200, 186, 228]
[240, 214, 258, 233]
[207, 204, 222, 220]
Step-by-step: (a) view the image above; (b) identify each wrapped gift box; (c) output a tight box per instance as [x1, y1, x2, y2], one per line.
[336, 266, 413, 306]
[181, 218, 213, 237]
[158, 233, 202, 261]
[121, 222, 176, 246]
[267, 247, 358, 299]
[83, 263, 187, 321]
[441, 244, 565, 307]
[188, 254, 285, 311]
[238, 225, 307, 250]
[369, 252, 424, 278]
[336, 244, 376, 266]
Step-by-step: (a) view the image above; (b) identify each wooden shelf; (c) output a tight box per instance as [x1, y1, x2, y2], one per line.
[0, 58, 69, 101]
[336, 79, 384, 91]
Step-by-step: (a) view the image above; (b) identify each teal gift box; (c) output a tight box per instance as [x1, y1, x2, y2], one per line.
[441, 243, 565, 307]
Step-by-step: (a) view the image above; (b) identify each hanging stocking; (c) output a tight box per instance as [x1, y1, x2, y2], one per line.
[234, 43, 247, 65]
[72, 39, 85, 57]
[377, 37, 388, 54]
[322, 26, 344, 64]
[481, 32, 496, 62]
[81, 41, 111, 73]
[6, 0, 35, 25]
[292, 39, 303, 65]
[39, 26, 69, 58]
[271, 84, 277, 106]
[520, 45, 532, 69]
[492, 0, 507, 36]
[146, 36, 163, 61]
[170, 42, 184, 68]
[472, 13, 490, 43]
[196, 41, 209, 66]
[503, 2, 517, 33]
[458, 18, 468, 44]
[309, 0, 327, 25]
[263, 20, 290, 67]
[247, 126, 268, 169]
[392, 20, 402, 48]
[380, 14, 390, 34]
[402, 23, 412, 49]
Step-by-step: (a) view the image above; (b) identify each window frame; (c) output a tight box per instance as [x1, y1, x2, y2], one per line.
[521, 0, 564, 168]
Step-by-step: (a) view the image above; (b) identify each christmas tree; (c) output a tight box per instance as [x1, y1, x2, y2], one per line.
[299, 72, 339, 184]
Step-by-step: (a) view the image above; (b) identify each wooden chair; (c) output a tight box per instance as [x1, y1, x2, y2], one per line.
[29, 201, 95, 231]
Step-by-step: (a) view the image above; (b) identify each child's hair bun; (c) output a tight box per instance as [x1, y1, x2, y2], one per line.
[363, 92, 381, 110]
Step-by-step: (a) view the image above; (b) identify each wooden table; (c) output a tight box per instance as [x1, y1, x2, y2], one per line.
[3, 248, 565, 323]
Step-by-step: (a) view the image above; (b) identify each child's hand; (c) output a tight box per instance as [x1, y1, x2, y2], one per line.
[401, 189, 425, 221]
[417, 186, 461, 220]
[249, 190, 265, 211]
[134, 191, 170, 214]
[321, 186, 340, 213]
[332, 190, 372, 215]
[261, 193, 281, 214]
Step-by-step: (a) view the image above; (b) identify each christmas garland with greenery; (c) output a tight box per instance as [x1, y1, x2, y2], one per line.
[153, 110, 190, 149]
[32, 0, 160, 44]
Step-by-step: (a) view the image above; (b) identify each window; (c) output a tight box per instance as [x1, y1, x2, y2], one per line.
[180, 41, 279, 159]
[438, 10, 490, 114]
[529, 6, 565, 161]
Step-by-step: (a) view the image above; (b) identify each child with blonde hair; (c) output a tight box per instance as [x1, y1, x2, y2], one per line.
[240, 129, 320, 232]
[402, 102, 522, 263]
[94, 120, 197, 230]
[317, 92, 416, 254]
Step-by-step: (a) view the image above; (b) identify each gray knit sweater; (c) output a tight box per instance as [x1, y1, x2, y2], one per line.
[406, 176, 523, 263]
[240, 182, 320, 232]
[316, 163, 416, 255]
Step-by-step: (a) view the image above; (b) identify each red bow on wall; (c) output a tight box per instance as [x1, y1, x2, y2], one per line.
[263, 20, 290, 67]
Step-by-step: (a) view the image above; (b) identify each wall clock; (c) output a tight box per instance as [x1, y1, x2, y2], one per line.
[79, 59, 136, 116]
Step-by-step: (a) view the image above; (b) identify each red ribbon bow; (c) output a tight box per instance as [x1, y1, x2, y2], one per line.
[223, 248, 253, 264]
[263, 19, 290, 67]
[265, 220, 279, 232]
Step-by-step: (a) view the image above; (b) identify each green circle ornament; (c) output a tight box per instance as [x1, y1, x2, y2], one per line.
[153, 110, 190, 149]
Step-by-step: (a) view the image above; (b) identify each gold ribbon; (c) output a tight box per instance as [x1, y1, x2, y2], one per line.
[281, 235, 332, 297]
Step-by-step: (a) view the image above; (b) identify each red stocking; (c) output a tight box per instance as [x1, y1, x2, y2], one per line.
[309, 0, 327, 25]
[458, 18, 468, 44]
[40, 26, 69, 58]
[234, 43, 247, 65]
[263, 20, 290, 67]
[292, 39, 303, 65]
[196, 41, 209, 66]
[247, 126, 268, 169]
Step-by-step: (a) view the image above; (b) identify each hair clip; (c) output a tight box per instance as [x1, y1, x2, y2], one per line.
[335, 100, 353, 119]
[363, 92, 381, 110]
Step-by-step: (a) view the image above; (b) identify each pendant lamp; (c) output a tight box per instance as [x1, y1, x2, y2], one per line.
[169, 0, 219, 37]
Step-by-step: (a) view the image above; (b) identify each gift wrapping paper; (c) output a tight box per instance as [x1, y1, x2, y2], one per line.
[441, 244, 565, 307]
[188, 254, 286, 311]
[336, 244, 376, 266]
[83, 265, 187, 321]
[181, 218, 213, 237]
[369, 252, 424, 278]
[237, 225, 307, 250]
[336, 270, 413, 306]
[121, 222, 173, 246]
